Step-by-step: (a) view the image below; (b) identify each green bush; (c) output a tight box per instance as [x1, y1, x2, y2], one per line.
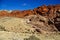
[0, 25, 6, 31]
[24, 35, 40, 40]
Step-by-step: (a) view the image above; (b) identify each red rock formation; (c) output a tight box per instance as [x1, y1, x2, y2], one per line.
[38, 5, 49, 14]
[0, 10, 8, 17]
[9, 10, 36, 18]
[9, 10, 22, 17]
[21, 10, 36, 16]
[33, 5, 49, 16]
[0, 5, 60, 18]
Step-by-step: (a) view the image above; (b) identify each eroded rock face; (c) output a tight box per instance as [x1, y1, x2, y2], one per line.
[33, 5, 60, 31]
[24, 15, 58, 34]
[34, 5, 49, 16]
[33, 5, 60, 18]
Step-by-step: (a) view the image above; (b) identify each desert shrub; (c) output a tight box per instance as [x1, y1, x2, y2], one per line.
[0, 25, 6, 31]
[24, 35, 40, 40]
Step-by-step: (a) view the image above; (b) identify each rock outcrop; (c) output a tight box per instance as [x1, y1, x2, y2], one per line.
[24, 15, 58, 34]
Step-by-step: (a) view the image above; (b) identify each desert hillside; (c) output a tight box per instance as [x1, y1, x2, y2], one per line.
[0, 5, 60, 40]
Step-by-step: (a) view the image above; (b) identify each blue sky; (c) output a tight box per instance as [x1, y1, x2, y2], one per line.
[0, 0, 60, 10]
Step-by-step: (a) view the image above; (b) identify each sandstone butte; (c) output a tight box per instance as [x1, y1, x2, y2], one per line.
[0, 4, 60, 18]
